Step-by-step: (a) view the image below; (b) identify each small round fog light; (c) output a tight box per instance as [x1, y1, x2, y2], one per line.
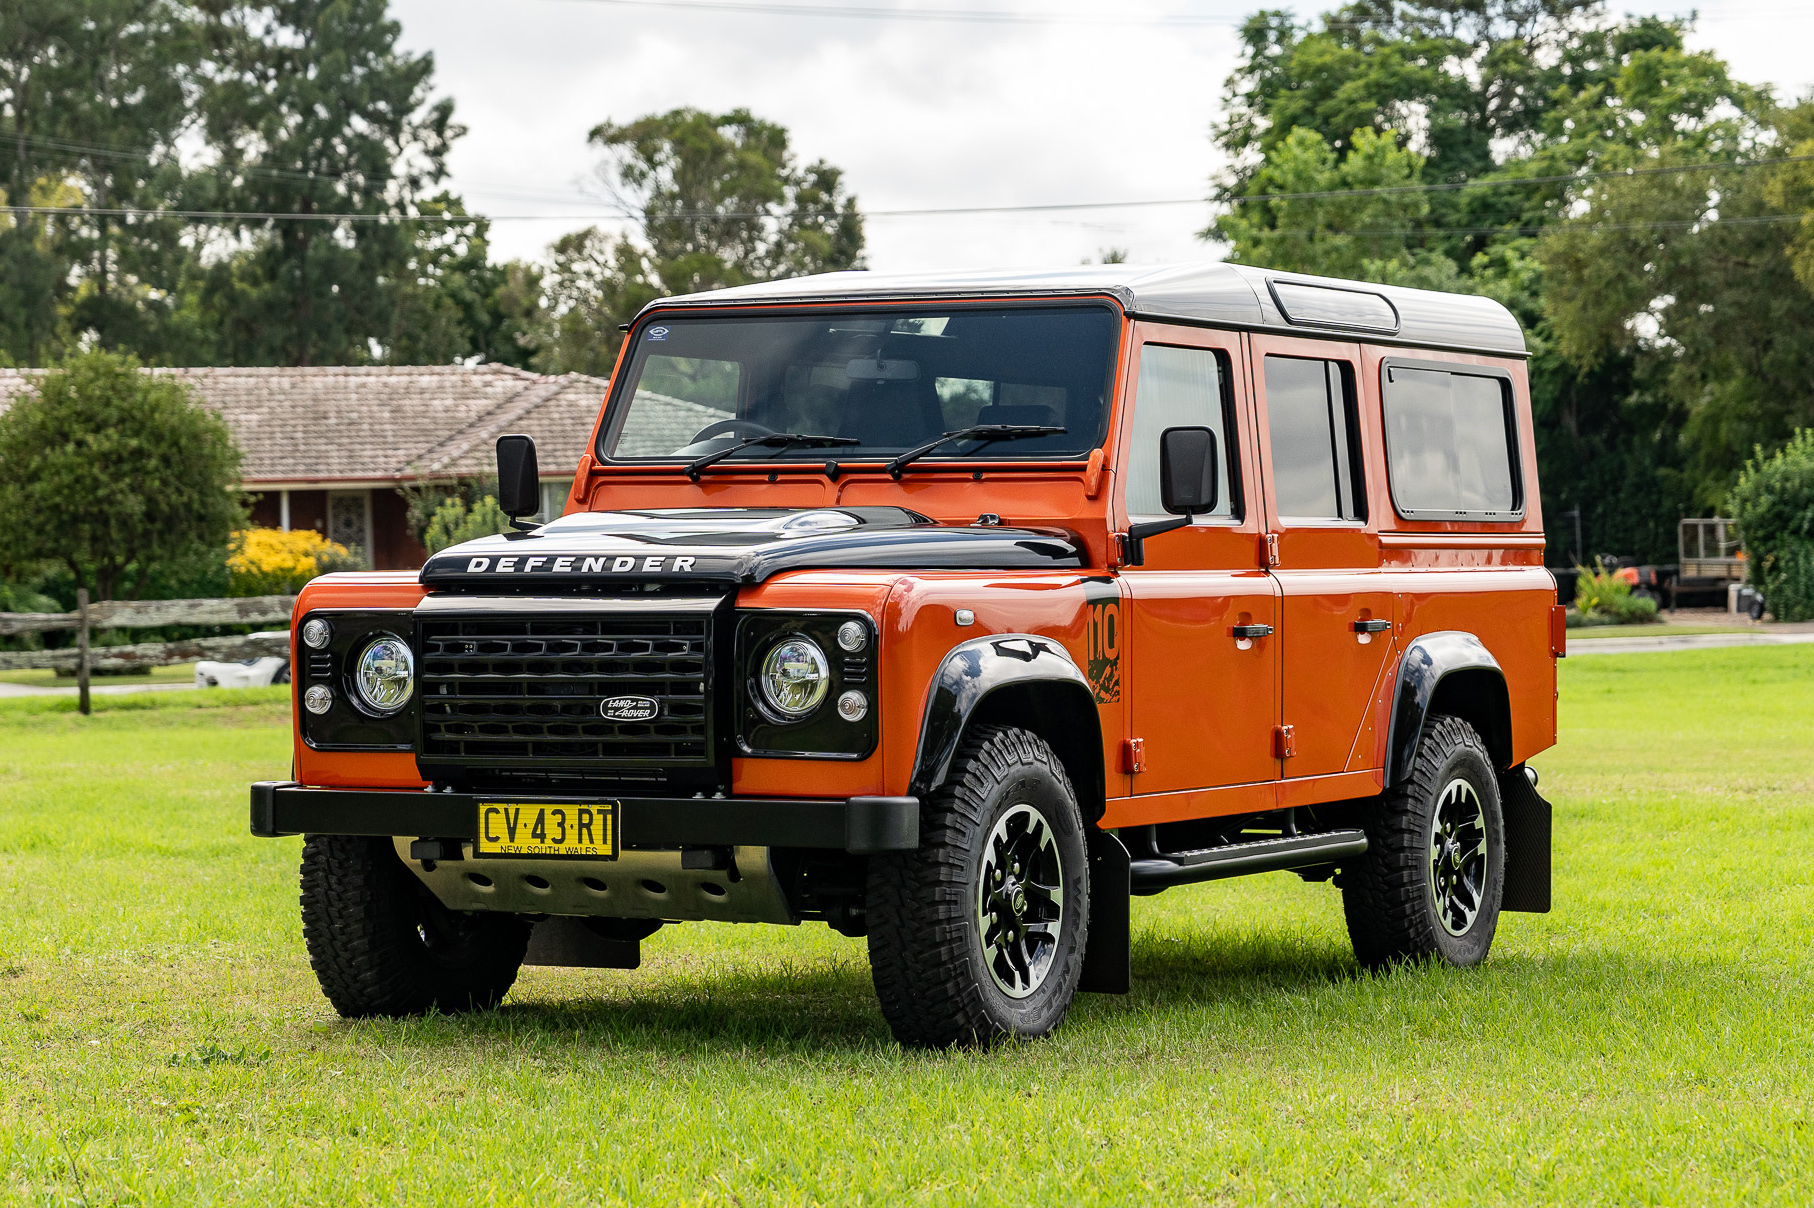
[304, 684, 334, 714]
[836, 689, 869, 722]
[301, 617, 332, 649]
[836, 620, 868, 653]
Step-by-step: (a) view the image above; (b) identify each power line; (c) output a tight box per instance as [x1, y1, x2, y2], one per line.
[538, 0, 1734, 29]
[1257, 213, 1810, 240]
[7, 153, 1812, 224]
[539, 0, 1250, 26]
[6, 202, 1808, 242]
[1216, 151, 1814, 205]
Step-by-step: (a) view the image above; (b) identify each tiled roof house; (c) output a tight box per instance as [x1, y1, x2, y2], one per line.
[0, 364, 610, 569]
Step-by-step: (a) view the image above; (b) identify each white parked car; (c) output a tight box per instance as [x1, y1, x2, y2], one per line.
[195, 633, 291, 688]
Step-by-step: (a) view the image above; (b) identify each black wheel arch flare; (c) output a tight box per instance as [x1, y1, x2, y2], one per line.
[1384, 630, 1514, 788]
[908, 634, 1105, 823]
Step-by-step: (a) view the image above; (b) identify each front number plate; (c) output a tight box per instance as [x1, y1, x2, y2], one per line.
[474, 802, 618, 859]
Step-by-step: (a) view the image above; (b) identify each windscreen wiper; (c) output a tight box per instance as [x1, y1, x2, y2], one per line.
[685, 432, 859, 481]
[885, 424, 1066, 479]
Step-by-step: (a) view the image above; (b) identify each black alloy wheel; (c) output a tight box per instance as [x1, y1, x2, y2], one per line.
[1342, 714, 1506, 968]
[866, 725, 1090, 1048]
[976, 802, 1067, 998]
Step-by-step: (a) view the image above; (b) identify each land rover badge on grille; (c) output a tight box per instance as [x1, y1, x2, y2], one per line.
[600, 695, 660, 722]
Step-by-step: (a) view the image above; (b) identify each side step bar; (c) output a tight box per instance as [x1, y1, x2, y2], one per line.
[1128, 829, 1369, 896]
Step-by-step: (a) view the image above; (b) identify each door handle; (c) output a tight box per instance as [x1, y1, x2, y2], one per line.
[1231, 624, 1273, 638]
[1353, 619, 1392, 633]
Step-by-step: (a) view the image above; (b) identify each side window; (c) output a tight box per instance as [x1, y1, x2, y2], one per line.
[1382, 364, 1519, 518]
[1263, 355, 1364, 523]
[1125, 344, 1238, 520]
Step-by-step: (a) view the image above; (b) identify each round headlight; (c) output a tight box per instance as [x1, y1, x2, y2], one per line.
[759, 637, 830, 719]
[352, 635, 414, 715]
[301, 617, 332, 650]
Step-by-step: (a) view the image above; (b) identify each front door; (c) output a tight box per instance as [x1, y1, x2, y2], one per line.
[1249, 333, 1395, 779]
[1120, 326, 1281, 795]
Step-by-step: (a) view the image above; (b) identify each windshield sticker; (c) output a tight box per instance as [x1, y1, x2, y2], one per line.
[645, 325, 670, 341]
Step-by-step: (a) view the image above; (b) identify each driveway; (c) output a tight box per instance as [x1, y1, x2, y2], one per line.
[1568, 630, 1814, 655]
[0, 680, 197, 697]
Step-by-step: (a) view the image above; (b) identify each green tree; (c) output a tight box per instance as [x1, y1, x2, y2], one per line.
[528, 108, 866, 374]
[1215, 126, 1438, 280]
[0, 0, 210, 365]
[1205, 1, 1749, 562]
[1214, 2, 1681, 266]
[195, 0, 467, 366]
[0, 351, 244, 600]
[528, 227, 653, 377]
[1538, 58, 1805, 510]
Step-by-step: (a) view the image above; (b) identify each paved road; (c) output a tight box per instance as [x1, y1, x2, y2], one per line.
[1568, 631, 1814, 656]
[0, 680, 197, 698]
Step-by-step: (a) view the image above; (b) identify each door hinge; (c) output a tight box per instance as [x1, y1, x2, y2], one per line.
[1273, 725, 1296, 759]
[1121, 738, 1147, 774]
[1261, 532, 1281, 568]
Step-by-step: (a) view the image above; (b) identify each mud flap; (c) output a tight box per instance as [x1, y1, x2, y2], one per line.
[1079, 829, 1130, 993]
[1499, 767, 1552, 914]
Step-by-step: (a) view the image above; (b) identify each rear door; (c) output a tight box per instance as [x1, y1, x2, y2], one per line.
[1250, 333, 1395, 779]
[1119, 324, 1281, 793]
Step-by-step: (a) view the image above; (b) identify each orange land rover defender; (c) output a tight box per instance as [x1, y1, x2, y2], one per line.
[252, 263, 1560, 1047]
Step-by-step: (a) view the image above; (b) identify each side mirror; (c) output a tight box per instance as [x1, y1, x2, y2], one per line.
[496, 434, 540, 522]
[1124, 425, 1219, 567]
[1159, 426, 1219, 516]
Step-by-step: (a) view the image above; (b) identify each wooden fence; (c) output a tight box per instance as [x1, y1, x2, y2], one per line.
[0, 594, 294, 712]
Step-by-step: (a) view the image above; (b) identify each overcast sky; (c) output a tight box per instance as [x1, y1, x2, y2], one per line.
[390, 0, 1814, 273]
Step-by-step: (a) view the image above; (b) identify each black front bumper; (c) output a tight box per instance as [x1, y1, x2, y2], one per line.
[248, 782, 919, 854]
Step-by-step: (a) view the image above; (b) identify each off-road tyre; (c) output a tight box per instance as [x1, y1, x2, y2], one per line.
[866, 725, 1090, 1048]
[300, 834, 531, 1017]
[1342, 714, 1506, 969]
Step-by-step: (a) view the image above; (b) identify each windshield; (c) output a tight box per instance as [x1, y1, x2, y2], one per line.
[601, 305, 1119, 464]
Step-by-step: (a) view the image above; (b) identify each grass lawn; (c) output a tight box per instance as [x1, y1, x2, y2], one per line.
[1, 650, 1810, 1204]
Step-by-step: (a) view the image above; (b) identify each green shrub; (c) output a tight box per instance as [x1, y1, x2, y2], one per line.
[1574, 561, 1633, 616]
[1572, 560, 1660, 625]
[1728, 429, 1814, 622]
[424, 495, 514, 554]
[0, 351, 244, 601]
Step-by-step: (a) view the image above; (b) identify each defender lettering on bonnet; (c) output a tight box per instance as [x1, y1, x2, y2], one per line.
[463, 554, 698, 574]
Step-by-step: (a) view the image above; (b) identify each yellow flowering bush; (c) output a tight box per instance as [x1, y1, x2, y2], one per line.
[227, 528, 358, 596]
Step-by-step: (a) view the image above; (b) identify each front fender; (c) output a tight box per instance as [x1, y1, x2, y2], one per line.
[908, 634, 1094, 798]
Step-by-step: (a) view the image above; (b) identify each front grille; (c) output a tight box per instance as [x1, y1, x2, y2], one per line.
[418, 611, 714, 768]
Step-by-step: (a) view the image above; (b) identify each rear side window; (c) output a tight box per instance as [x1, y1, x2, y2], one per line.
[1125, 344, 1239, 520]
[1263, 355, 1363, 522]
[1382, 362, 1521, 519]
